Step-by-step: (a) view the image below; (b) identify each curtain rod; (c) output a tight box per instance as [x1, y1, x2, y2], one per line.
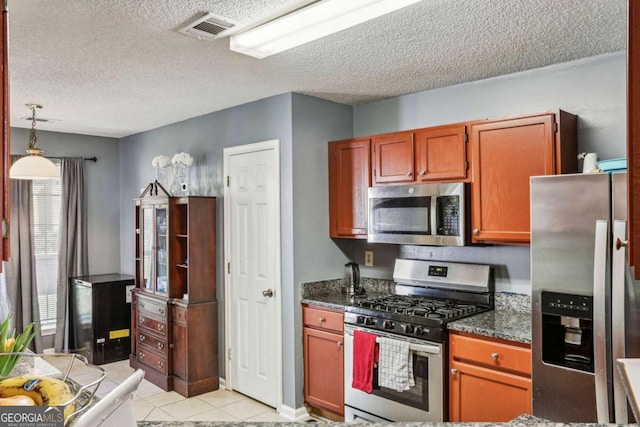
[47, 156, 98, 162]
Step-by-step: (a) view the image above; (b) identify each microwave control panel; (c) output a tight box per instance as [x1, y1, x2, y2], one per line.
[436, 196, 460, 236]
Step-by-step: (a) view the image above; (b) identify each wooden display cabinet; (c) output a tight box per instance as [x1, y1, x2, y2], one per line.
[131, 181, 218, 397]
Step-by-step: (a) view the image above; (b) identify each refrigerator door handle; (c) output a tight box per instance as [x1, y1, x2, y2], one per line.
[612, 220, 628, 424]
[593, 220, 610, 424]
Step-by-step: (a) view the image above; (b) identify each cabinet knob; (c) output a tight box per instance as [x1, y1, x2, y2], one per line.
[139, 334, 146, 342]
[318, 317, 326, 323]
[140, 302, 146, 308]
[419, 170, 425, 176]
[491, 353, 499, 360]
[159, 308, 165, 315]
[473, 228, 480, 236]
[451, 368, 458, 375]
[157, 324, 164, 332]
[139, 352, 145, 360]
[158, 343, 165, 350]
[169, 343, 175, 349]
[337, 341, 343, 347]
[405, 172, 412, 177]
[139, 317, 145, 324]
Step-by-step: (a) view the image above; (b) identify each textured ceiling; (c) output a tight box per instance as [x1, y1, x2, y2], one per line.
[7, 0, 627, 138]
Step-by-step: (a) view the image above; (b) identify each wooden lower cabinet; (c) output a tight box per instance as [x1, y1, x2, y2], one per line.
[449, 332, 531, 422]
[303, 305, 344, 417]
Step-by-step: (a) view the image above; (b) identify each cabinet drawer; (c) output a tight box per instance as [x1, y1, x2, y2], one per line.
[138, 331, 169, 356]
[450, 333, 531, 376]
[138, 349, 169, 374]
[138, 314, 168, 337]
[303, 306, 343, 333]
[138, 298, 167, 318]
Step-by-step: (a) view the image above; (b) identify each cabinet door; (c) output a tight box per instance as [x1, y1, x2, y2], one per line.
[414, 125, 467, 182]
[449, 359, 531, 422]
[470, 115, 555, 244]
[155, 205, 169, 294]
[141, 206, 154, 292]
[172, 321, 187, 379]
[303, 327, 344, 415]
[372, 132, 414, 185]
[328, 139, 371, 238]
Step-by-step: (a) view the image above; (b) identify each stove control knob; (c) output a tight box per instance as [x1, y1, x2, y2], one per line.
[414, 326, 424, 336]
[401, 324, 414, 334]
[356, 316, 365, 324]
[382, 320, 394, 329]
[365, 317, 375, 326]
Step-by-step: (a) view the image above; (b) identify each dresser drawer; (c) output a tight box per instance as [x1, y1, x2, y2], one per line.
[450, 333, 531, 376]
[138, 298, 167, 318]
[138, 314, 168, 337]
[138, 349, 169, 374]
[303, 306, 343, 333]
[138, 331, 169, 356]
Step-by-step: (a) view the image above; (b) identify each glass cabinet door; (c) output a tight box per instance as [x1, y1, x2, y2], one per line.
[141, 207, 154, 291]
[155, 206, 168, 294]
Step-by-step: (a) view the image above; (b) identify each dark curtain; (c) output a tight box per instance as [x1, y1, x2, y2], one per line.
[55, 158, 88, 352]
[5, 155, 43, 352]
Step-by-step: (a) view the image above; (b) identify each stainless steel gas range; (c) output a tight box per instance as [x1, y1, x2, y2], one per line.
[343, 259, 494, 423]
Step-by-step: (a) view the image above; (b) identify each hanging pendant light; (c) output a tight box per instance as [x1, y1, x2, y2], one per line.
[10, 103, 59, 180]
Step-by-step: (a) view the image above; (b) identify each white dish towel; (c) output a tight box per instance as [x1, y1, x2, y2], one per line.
[377, 337, 415, 392]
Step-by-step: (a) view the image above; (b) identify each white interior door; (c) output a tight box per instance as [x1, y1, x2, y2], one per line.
[224, 140, 281, 409]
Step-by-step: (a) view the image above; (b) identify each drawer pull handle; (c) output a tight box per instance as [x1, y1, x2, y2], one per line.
[318, 317, 326, 323]
[451, 368, 458, 375]
[159, 308, 165, 315]
[157, 324, 164, 332]
[491, 353, 499, 360]
[158, 343, 165, 350]
[139, 334, 146, 342]
[158, 361, 164, 369]
[139, 317, 145, 324]
[139, 352, 145, 360]
[140, 302, 146, 308]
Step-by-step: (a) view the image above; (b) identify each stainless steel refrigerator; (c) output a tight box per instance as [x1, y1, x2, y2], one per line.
[531, 172, 640, 423]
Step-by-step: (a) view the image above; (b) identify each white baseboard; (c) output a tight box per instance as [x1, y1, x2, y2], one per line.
[218, 377, 226, 389]
[278, 404, 310, 421]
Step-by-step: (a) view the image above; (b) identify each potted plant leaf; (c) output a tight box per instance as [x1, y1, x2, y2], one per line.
[0, 314, 37, 377]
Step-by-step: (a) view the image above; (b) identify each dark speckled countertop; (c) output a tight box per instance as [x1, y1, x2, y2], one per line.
[301, 280, 532, 344]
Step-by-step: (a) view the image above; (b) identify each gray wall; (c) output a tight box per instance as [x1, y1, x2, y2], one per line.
[10, 127, 121, 275]
[349, 52, 626, 295]
[118, 93, 352, 409]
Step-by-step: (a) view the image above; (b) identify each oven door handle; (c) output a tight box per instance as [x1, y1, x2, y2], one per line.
[344, 325, 441, 355]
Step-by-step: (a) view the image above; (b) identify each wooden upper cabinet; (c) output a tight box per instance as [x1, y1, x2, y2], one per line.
[470, 112, 577, 245]
[414, 124, 468, 182]
[328, 138, 371, 239]
[372, 131, 414, 185]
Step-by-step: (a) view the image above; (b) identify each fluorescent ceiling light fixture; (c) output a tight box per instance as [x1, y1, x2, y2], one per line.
[230, 0, 422, 59]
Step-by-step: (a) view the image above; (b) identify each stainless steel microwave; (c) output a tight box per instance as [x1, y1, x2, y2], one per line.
[368, 183, 466, 246]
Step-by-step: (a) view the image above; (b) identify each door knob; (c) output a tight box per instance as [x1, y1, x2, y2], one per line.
[262, 289, 274, 298]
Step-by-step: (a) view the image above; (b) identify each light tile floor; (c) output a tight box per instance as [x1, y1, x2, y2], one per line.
[82, 359, 293, 422]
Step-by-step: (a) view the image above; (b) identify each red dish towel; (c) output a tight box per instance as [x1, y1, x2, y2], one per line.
[352, 330, 378, 393]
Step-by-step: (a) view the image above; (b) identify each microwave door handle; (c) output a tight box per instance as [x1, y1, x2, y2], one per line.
[430, 195, 437, 236]
[612, 220, 628, 424]
[593, 220, 610, 424]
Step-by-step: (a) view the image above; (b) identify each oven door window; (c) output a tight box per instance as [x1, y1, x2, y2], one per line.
[369, 197, 431, 235]
[370, 352, 430, 411]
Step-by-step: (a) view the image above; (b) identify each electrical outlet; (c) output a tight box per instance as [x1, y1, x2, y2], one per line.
[364, 250, 374, 266]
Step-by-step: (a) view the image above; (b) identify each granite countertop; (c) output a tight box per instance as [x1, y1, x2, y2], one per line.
[447, 309, 532, 344]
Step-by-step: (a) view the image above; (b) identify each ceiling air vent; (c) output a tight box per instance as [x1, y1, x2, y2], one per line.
[178, 13, 237, 40]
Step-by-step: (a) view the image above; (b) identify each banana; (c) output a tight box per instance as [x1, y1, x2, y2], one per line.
[0, 376, 76, 419]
